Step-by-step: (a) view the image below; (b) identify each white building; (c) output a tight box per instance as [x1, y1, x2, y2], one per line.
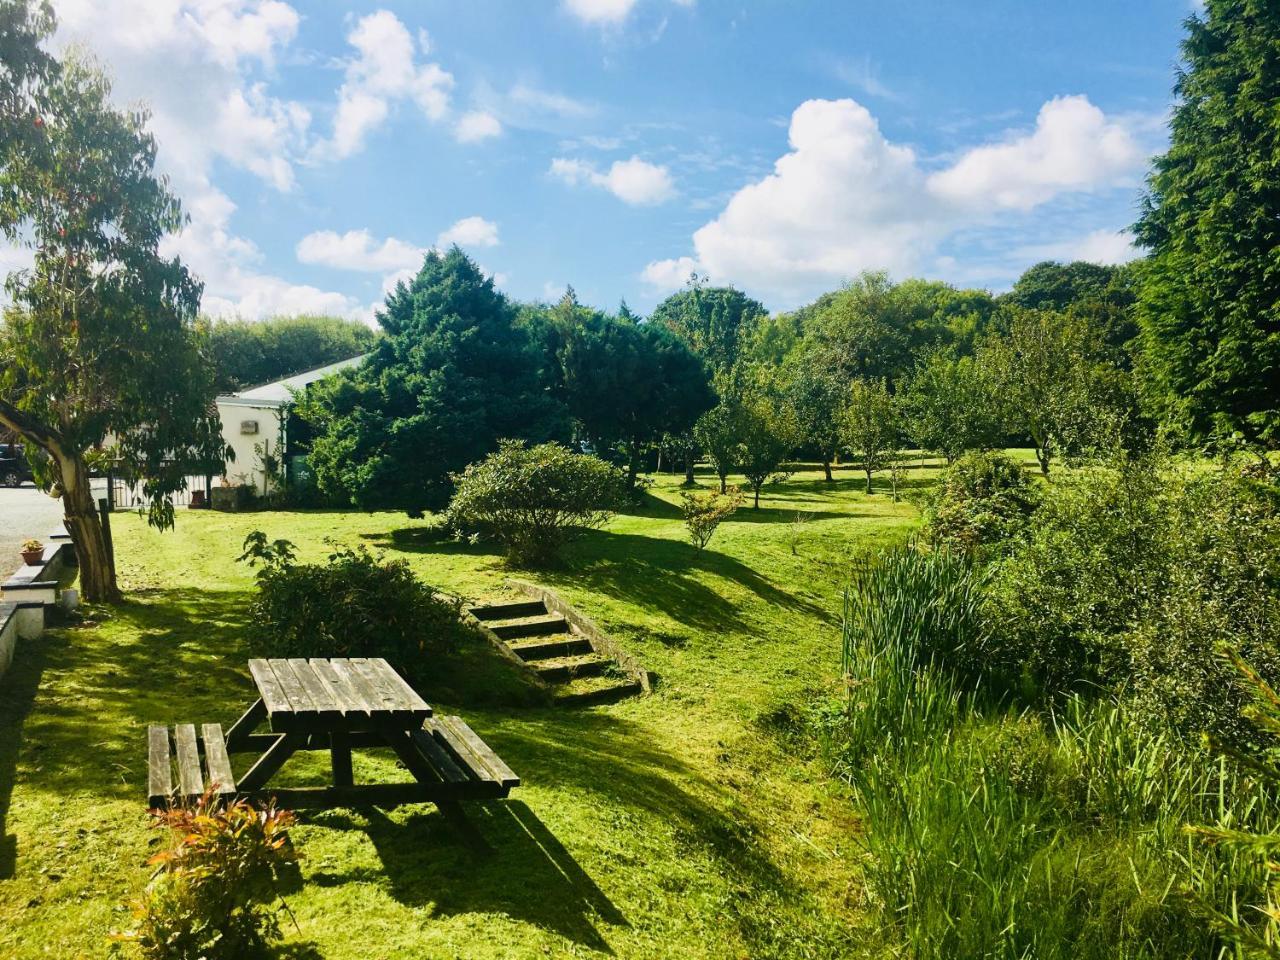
[215, 355, 366, 494]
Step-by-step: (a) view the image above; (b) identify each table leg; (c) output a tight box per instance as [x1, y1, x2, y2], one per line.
[331, 728, 354, 787]
[237, 732, 306, 791]
[224, 698, 266, 750]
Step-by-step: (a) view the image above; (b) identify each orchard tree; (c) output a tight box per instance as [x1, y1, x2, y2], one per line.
[901, 347, 1001, 462]
[694, 398, 742, 493]
[0, 29, 225, 602]
[736, 373, 799, 509]
[978, 308, 1123, 476]
[298, 249, 569, 515]
[843, 378, 899, 495]
[782, 352, 845, 481]
[1134, 0, 1280, 444]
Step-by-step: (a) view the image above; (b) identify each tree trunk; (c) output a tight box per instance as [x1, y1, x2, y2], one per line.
[753, 484, 761, 508]
[0, 400, 120, 602]
[626, 441, 639, 490]
[1035, 443, 1051, 477]
[58, 452, 120, 603]
[719, 472, 727, 494]
[823, 459, 833, 482]
[865, 467, 873, 495]
[684, 446, 696, 486]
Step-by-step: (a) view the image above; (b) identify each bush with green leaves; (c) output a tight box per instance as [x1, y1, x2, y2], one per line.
[680, 485, 743, 550]
[445, 440, 627, 565]
[985, 455, 1280, 733]
[922, 450, 1039, 552]
[113, 793, 297, 959]
[238, 531, 465, 674]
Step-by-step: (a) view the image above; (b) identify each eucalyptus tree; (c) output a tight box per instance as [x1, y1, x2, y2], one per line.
[0, 11, 224, 602]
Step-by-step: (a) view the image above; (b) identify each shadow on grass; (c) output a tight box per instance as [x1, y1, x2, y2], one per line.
[302, 707, 827, 956]
[557, 527, 832, 631]
[0, 623, 48, 879]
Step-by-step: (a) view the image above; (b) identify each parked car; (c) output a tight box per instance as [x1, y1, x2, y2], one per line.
[0, 444, 33, 488]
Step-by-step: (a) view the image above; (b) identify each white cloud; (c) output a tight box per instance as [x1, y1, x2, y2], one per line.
[318, 10, 455, 161]
[1018, 228, 1141, 266]
[437, 216, 500, 248]
[296, 229, 426, 272]
[454, 110, 502, 143]
[562, 0, 638, 24]
[561, 0, 694, 26]
[927, 95, 1142, 211]
[550, 155, 675, 205]
[644, 96, 1147, 305]
[508, 82, 596, 118]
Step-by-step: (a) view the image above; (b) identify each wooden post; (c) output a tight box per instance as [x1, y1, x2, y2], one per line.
[330, 728, 353, 787]
[97, 498, 114, 570]
[105, 468, 116, 510]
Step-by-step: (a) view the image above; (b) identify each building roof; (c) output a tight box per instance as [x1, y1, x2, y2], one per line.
[216, 354, 368, 408]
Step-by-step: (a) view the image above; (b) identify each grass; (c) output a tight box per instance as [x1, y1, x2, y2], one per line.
[0, 461, 936, 959]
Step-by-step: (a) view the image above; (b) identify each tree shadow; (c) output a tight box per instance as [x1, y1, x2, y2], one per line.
[0, 624, 49, 879]
[545, 527, 832, 632]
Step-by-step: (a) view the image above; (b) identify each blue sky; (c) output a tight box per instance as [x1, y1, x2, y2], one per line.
[42, 0, 1192, 320]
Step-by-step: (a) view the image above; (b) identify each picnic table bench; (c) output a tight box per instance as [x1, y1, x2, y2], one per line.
[147, 657, 518, 824]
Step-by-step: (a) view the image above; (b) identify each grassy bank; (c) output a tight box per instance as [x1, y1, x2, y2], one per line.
[0, 463, 934, 959]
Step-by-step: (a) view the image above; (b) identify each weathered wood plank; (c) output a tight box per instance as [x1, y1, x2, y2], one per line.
[426, 717, 497, 784]
[369, 658, 432, 716]
[147, 726, 173, 807]
[237, 732, 306, 791]
[348, 658, 407, 716]
[308, 658, 369, 718]
[410, 727, 469, 783]
[330, 658, 384, 713]
[244, 781, 500, 808]
[438, 716, 519, 788]
[224, 698, 266, 748]
[200, 723, 236, 796]
[266, 659, 318, 715]
[248, 659, 293, 718]
[173, 723, 203, 798]
[285, 659, 342, 717]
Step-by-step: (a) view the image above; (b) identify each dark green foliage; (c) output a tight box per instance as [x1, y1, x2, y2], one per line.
[445, 440, 628, 565]
[297, 249, 569, 515]
[781, 352, 845, 480]
[1003, 261, 1139, 361]
[556, 307, 713, 485]
[206, 314, 377, 392]
[922, 451, 1038, 552]
[113, 794, 298, 960]
[1134, 0, 1280, 444]
[649, 284, 767, 376]
[237, 531, 466, 673]
[985, 456, 1280, 733]
[901, 348, 1002, 461]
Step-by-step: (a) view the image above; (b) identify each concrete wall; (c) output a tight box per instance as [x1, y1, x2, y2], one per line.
[215, 399, 285, 495]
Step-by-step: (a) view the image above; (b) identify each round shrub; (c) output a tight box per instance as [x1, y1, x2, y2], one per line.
[445, 440, 627, 565]
[923, 450, 1038, 551]
[238, 532, 465, 675]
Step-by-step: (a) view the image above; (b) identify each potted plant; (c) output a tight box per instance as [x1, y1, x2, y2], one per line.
[20, 538, 44, 566]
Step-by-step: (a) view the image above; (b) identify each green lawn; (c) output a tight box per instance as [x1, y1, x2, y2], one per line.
[0, 462, 959, 959]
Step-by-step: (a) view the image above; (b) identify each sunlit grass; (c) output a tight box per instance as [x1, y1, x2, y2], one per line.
[0, 462, 928, 959]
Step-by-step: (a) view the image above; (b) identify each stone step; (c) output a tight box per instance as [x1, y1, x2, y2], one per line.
[469, 599, 547, 622]
[508, 635, 593, 661]
[532, 654, 612, 683]
[489, 614, 570, 640]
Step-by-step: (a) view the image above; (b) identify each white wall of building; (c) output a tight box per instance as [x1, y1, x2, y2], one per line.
[215, 399, 285, 494]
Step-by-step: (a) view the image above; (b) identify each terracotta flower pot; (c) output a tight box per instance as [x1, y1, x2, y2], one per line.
[21, 548, 43, 566]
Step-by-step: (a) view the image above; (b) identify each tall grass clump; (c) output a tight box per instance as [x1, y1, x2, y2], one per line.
[833, 545, 1277, 960]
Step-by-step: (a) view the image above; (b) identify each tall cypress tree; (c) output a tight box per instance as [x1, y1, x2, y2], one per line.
[299, 249, 569, 515]
[1134, 0, 1280, 444]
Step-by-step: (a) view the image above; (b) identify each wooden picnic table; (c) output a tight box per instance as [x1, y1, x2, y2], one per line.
[147, 657, 519, 824]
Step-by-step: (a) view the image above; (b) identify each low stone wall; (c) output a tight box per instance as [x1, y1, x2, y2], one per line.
[0, 527, 76, 683]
